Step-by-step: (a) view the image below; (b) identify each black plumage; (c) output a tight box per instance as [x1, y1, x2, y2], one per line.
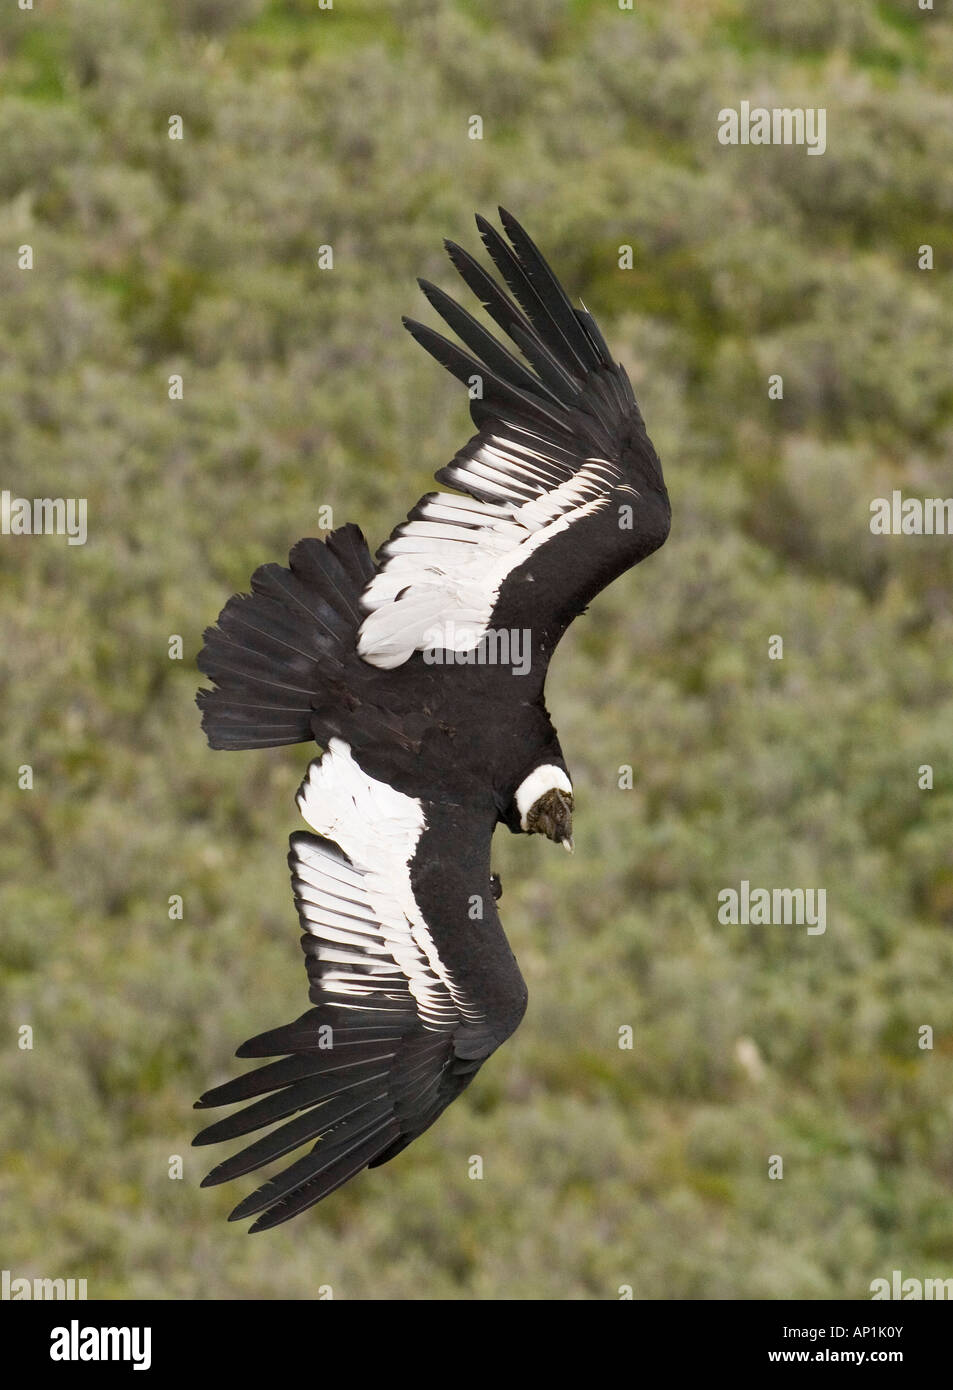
[194, 209, 669, 1229]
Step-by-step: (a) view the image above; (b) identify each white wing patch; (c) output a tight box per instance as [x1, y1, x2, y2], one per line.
[295, 739, 481, 1027]
[357, 437, 621, 669]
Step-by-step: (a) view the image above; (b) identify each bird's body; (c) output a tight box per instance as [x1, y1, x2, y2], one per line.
[194, 209, 669, 1229]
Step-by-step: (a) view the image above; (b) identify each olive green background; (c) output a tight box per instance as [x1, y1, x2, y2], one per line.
[2, 0, 952, 1299]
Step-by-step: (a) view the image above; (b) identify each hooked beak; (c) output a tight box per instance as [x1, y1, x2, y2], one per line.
[526, 787, 574, 850]
[562, 837, 574, 853]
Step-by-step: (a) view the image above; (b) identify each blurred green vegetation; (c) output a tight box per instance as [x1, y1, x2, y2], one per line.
[2, 0, 953, 1299]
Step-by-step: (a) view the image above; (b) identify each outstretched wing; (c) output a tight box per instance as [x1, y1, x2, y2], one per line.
[193, 740, 526, 1230]
[357, 208, 670, 670]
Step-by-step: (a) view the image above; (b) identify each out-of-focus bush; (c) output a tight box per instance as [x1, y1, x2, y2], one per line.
[1, 0, 952, 1301]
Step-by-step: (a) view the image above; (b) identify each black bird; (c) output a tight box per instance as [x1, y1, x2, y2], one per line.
[194, 209, 670, 1230]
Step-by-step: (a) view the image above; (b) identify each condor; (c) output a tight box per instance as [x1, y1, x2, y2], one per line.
[194, 208, 670, 1229]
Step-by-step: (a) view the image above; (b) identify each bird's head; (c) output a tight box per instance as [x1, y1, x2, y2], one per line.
[514, 764, 574, 852]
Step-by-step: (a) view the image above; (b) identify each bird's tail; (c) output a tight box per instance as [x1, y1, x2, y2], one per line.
[196, 523, 376, 750]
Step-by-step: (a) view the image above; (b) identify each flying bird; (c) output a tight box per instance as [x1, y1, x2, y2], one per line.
[194, 209, 670, 1230]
